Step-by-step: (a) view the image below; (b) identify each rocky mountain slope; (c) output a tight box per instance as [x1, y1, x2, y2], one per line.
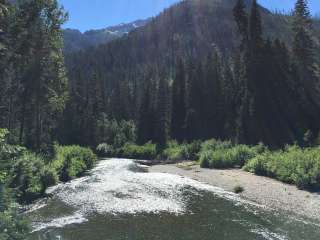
[63, 19, 149, 53]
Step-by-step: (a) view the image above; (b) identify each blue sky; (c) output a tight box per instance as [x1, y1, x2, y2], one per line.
[58, 0, 320, 32]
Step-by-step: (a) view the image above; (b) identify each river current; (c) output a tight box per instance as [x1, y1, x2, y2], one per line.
[28, 158, 320, 240]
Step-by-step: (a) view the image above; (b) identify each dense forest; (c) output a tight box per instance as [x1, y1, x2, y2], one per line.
[63, 0, 320, 148]
[1, 0, 320, 150]
[0, 0, 320, 238]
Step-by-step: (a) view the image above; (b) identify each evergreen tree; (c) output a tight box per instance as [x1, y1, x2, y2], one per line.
[155, 77, 169, 148]
[292, 0, 320, 105]
[7, 0, 69, 151]
[221, 60, 236, 139]
[138, 79, 155, 144]
[171, 58, 187, 141]
[233, 0, 248, 50]
[0, 0, 9, 127]
[291, 0, 320, 138]
[203, 49, 223, 139]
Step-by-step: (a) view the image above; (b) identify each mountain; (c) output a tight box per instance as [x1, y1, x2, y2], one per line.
[63, 0, 320, 146]
[66, 0, 320, 80]
[63, 19, 149, 53]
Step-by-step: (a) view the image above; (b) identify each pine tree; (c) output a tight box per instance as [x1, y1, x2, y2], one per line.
[292, 0, 320, 105]
[203, 49, 223, 139]
[185, 60, 205, 140]
[291, 0, 320, 140]
[233, 0, 251, 143]
[0, 0, 10, 128]
[155, 77, 169, 149]
[221, 60, 236, 139]
[12, 0, 69, 151]
[293, 0, 315, 65]
[171, 58, 187, 141]
[138, 79, 155, 144]
[249, 0, 263, 49]
[233, 0, 248, 51]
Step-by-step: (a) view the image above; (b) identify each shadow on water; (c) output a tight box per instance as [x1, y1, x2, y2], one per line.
[28, 159, 320, 240]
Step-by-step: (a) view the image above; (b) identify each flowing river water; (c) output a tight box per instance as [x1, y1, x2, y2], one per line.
[28, 158, 320, 240]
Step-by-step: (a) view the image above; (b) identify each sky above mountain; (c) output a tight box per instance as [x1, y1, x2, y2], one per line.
[58, 0, 320, 32]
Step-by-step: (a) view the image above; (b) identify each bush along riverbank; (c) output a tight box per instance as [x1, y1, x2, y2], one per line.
[1, 128, 97, 238]
[96, 139, 320, 191]
[0, 129, 97, 204]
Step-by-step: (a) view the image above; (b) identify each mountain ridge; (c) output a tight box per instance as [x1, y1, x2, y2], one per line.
[63, 18, 150, 53]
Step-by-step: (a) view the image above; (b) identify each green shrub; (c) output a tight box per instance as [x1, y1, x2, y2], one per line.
[96, 143, 115, 157]
[201, 139, 233, 152]
[181, 140, 202, 160]
[0, 207, 29, 240]
[120, 142, 157, 160]
[52, 145, 97, 182]
[160, 140, 202, 162]
[96, 117, 137, 148]
[244, 146, 320, 189]
[162, 140, 184, 161]
[199, 144, 257, 169]
[243, 152, 273, 176]
[206, 149, 234, 168]
[10, 152, 48, 202]
[0, 129, 26, 172]
[40, 166, 59, 190]
[199, 150, 211, 168]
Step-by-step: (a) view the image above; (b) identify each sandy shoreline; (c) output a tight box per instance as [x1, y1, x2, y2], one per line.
[149, 162, 320, 220]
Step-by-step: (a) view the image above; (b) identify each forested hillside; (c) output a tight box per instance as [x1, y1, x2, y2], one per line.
[63, 0, 320, 147]
[2, 0, 320, 149]
[1, 0, 320, 237]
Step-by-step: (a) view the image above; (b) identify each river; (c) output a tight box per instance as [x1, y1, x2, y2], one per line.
[28, 158, 320, 240]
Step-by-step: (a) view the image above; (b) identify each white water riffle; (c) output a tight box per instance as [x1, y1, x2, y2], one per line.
[32, 158, 260, 232]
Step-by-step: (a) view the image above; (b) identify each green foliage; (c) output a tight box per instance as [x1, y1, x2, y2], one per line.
[0, 128, 30, 238]
[181, 140, 202, 161]
[0, 0, 69, 151]
[0, 129, 26, 171]
[96, 143, 115, 158]
[0, 208, 29, 240]
[244, 146, 320, 189]
[199, 141, 259, 169]
[162, 141, 185, 161]
[10, 152, 49, 203]
[97, 118, 137, 149]
[52, 145, 97, 181]
[199, 151, 211, 168]
[119, 142, 157, 160]
[40, 167, 59, 190]
[200, 139, 234, 152]
[162, 140, 202, 161]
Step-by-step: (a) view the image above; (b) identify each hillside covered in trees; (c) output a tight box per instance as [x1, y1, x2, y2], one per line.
[1, 0, 320, 238]
[63, 0, 320, 148]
